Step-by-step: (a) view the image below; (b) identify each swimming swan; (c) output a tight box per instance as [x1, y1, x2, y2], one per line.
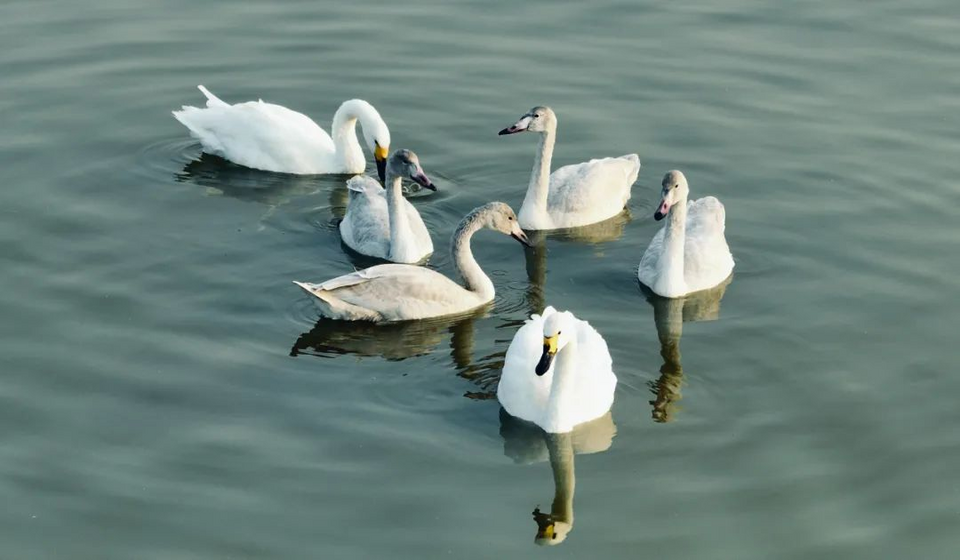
[498, 307, 617, 433]
[638, 170, 734, 298]
[340, 149, 436, 263]
[294, 202, 531, 322]
[498, 106, 640, 230]
[173, 85, 391, 180]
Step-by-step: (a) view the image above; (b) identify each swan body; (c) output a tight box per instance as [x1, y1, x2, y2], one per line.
[498, 307, 617, 433]
[173, 86, 390, 178]
[295, 202, 531, 322]
[499, 106, 640, 230]
[639, 170, 734, 298]
[339, 150, 435, 263]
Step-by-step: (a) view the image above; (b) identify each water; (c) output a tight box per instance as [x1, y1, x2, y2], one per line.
[2, 0, 959, 557]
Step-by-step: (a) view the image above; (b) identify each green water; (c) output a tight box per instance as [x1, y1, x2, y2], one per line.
[2, 0, 959, 557]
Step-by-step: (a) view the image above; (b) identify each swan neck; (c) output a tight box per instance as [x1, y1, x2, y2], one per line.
[544, 337, 578, 432]
[386, 173, 412, 260]
[660, 195, 689, 289]
[331, 101, 366, 169]
[523, 128, 555, 213]
[450, 212, 495, 300]
[545, 432, 575, 524]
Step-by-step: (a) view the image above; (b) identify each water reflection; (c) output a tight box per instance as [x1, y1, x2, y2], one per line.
[176, 153, 340, 205]
[644, 275, 732, 423]
[290, 306, 491, 361]
[499, 409, 616, 545]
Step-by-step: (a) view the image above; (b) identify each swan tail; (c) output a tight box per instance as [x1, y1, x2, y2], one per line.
[197, 85, 229, 108]
[619, 153, 641, 185]
[292, 281, 382, 321]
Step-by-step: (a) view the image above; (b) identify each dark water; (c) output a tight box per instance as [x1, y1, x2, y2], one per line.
[2, 0, 959, 557]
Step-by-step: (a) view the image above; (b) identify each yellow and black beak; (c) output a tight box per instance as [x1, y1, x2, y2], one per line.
[374, 142, 389, 183]
[535, 335, 558, 376]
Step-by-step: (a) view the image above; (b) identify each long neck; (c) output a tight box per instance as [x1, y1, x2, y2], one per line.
[544, 432, 575, 525]
[385, 172, 413, 260]
[330, 100, 368, 171]
[522, 128, 556, 214]
[450, 212, 495, 300]
[543, 338, 578, 432]
[659, 196, 689, 290]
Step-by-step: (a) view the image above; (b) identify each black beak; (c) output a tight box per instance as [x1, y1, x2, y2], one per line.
[535, 345, 555, 376]
[376, 157, 387, 184]
[511, 229, 532, 247]
[410, 171, 437, 192]
[499, 125, 522, 135]
[654, 210, 665, 221]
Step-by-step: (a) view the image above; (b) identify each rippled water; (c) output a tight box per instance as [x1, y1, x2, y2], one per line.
[2, 0, 959, 557]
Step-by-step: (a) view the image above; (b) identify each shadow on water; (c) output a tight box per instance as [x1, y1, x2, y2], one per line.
[499, 409, 617, 546]
[175, 153, 346, 205]
[290, 304, 493, 360]
[641, 275, 732, 423]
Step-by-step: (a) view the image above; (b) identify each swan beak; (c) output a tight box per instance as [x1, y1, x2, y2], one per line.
[374, 143, 388, 183]
[511, 226, 532, 247]
[499, 116, 531, 135]
[410, 168, 437, 191]
[535, 335, 558, 376]
[654, 199, 671, 221]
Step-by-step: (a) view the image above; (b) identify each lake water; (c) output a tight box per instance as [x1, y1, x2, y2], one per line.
[2, 0, 959, 557]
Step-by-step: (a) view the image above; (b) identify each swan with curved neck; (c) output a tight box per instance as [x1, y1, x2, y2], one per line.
[499, 106, 640, 230]
[173, 85, 391, 179]
[339, 149, 436, 264]
[638, 170, 734, 298]
[498, 307, 617, 433]
[294, 202, 531, 322]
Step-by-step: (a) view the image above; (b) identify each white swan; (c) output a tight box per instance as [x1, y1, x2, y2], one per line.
[638, 170, 734, 298]
[294, 202, 531, 322]
[498, 307, 617, 433]
[498, 106, 640, 230]
[173, 85, 391, 180]
[339, 149, 436, 264]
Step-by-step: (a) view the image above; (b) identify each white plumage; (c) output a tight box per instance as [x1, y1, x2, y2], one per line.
[498, 307, 617, 433]
[173, 85, 390, 176]
[339, 150, 435, 264]
[639, 170, 734, 298]
[295, 202, 531, 322]
[499, 106, 640, 230]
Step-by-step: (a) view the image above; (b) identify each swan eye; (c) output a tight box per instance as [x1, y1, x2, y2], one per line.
[508, 216, 514, 221]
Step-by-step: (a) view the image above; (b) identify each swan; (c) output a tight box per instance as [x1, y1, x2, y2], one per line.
[173, 85, 391, 180]
[294, 202, 531, 322]
[498, 106, 640, 230]
[339, 149, 436, 263]
[498, 307, 617, 433]
[638, 170, 734, 298]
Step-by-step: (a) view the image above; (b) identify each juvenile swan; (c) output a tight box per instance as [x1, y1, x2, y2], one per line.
[498, 307, 617, 433]
[173, 86, 391, 179]
[638, 171, 734, 298]
[294, 202, 531, 322]
[499, 107, 640, 230]
[340, 149, 436, 264]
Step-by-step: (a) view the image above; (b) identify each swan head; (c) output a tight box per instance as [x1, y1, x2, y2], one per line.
[654, 170, 689, 221]
[387, 149, 435, 191]
[535, 311, 575, 375]
[533, 507, 572, 546]
[348, 100, 391, 183]
[479, 202, 532, 247]
[498, 106, 557, 135]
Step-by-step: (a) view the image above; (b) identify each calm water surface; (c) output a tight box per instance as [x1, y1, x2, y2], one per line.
[2, 0, 960, 557]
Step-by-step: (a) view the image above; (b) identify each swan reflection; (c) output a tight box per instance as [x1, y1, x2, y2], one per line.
[499, 409, 616, 545]
[290, 306, 491, 361]
[645, 275, 731, 423]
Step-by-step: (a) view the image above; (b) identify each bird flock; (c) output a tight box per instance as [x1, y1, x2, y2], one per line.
[174, 86, 734, 435]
